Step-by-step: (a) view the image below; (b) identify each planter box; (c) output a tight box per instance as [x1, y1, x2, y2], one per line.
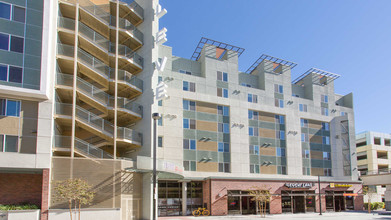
[0, 210, 40, 220]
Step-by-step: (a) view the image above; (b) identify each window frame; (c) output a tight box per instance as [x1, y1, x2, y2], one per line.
[0, 99, 21, 117]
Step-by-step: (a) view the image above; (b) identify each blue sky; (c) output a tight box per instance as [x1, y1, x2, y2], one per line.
[159, 0, 391, 134]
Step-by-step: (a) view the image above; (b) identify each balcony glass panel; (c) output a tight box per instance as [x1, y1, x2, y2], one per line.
[110, 69, 143, 91]
[78, 21, 110, 50]
[75, 105, 114, 135]
[77, 48, 110, 78]
[55, 102, 72, 116]
[117, 127, 142, 144]
[119, 0, 144, 19]
[79, 0, 110, 23]
[57, 43, 75, 57]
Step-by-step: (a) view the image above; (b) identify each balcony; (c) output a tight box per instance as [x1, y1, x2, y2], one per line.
[109, 69, 143, 99]
[59, 0, 143, 50]
[56, 73, 142, 124]
[110, 0, 143, 26]
[53, 135, 113, 159]
[117, 127, 142, 149]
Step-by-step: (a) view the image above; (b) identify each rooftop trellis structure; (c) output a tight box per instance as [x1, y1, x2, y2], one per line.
[190, 37, 245, 61]
[245, 54, 297, 74]
[292, 68, 341, 86]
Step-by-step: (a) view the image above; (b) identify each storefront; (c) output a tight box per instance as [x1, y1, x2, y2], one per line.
[227, 190, 268, 215]
[325, 183, 356, 212]
[281, 191, 316, 213]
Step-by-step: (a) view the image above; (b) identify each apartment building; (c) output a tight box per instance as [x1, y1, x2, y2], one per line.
[156, 38, 362, 216]
[356, 131, 391, 203]
[0, 0, 53, 219]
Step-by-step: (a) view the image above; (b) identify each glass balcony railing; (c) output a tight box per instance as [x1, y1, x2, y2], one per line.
[56, 72, 73, 87]
[110, 16, 143, 43]
[54, 135, 113, 159]
[118, 0, 144, 20]
[79, 0, 111, 23]
[109, 44, 143, 68]
[117, 127, 142, 144]
[77, 76, 110, 105]
[57, 43, 74, 57]
[109, 97, 143, 117]
[78, 21, 110, 50]
[110, 69, 143, 92]
[77, 47, 110, 78]
[58, 16, 75, 30]
[55, 102, 72, 116]
[75, 104, 114, 136]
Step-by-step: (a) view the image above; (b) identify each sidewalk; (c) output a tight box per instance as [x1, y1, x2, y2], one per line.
[158, 211, 381, 220]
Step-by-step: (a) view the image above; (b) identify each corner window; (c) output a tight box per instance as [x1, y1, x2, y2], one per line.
[0, 135, 18, 152]
[0, 99, 20, 117]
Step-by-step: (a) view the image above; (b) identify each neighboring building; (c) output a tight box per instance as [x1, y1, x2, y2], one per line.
[356, 131, 391, 203]
[0, 0, 363, 219]
[156, 38, 362, 216]
[0, 0, 53, 219]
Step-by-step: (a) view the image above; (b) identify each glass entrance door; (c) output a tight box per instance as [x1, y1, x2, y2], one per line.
[293, 196, 305, 213]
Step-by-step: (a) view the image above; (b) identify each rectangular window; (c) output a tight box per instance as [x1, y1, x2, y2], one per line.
[183, 81, 195, 92]
[9, 66, 23, 83]
[274, 84, 283, 94]
[183, 100, 195, 111]
[183, 119, 189, 129]
[183, 161, 196, 171]
[219, 163, 230, 173]
[183, 139, 196, 150]
[217, 88, 228, 98]
[13, 6, 25, 23]
[248, 110, 253, 120]
[218, 123, 229, 133]
[303, 150, 310, 158]
[249, 145, 259, 155]
[0, 64, 7, 81]
[179, 70, 191, 75]
[253, 111, 258, 120]
[218, 142, 229, 152]
[158, 117, 162, 126]
[158, 136, 163, 147]
[0, 2, 11, 20]
[158, 100, 162, 106]
[323, 152, 331, 160]
[300, 119, 308, 128]
[278, 166, 287, 175]
[299, 104, 307, 112]
[275, 115, 285, 124]
[0, 33, 9, 50]
[321, 107, 329, 116]
[190, 139, 196, 150]
[301, 133, 308, 142]
[2, 135, 18, 152]
[276, 130, 285, 140]
[10, 36, 24, 53]
[321, 95, 329, 103]
[217, 105, 229, 116]
[249, 127, 254, 136]
[250, 164, 260, 173]
[276, 147, 285, 157]
[217, 71, 228, 82]
[322, 122, 329, 131]
[322, 136, 330, 145]
[248, 94, 258, 103]
[324, 168, 332, 176]
[183, 139, 189, 149]
[0, 99, 20, 117]
[275, 99, 284, 108]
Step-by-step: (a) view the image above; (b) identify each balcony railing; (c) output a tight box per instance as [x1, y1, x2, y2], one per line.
[79, 0, 111, 23]
[109, 44, 143, 68]
[117, 127, 142, 144]
[78, 21, 110, 50]
[110, 16, 143, 43]
[360, 168, 391, 176]
[118, 0, 144, 20]
[110, 69, 143, 92]
[78, 47, 110, 78]
[54, 135, 113, 159]
[109, 97, 143, 117]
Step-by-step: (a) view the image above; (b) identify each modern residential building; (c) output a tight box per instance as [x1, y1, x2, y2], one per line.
[0, 0, 363, 219]
[0, 0, 53, 219]
[356, 131, 391, 204]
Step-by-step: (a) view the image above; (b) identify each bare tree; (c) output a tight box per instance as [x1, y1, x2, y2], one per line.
[248, 187, 271, 218]
[53, 178, 95, 220]
[363, 185, 376, 213]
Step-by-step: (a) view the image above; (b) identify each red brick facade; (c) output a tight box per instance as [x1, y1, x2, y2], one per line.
[0, 173, 43, 205]
[204, 179, 363, 216]
[41, 169, 50, 220]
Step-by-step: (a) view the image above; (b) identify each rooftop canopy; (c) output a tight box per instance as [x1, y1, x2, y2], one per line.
[292, 67, 340, 86]
[245, 54, 297, 74]
[190, 37, 245, 61]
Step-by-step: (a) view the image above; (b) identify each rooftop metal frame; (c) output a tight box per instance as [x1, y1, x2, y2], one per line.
[190, 37, 245, 61]
[245, 54, 297, 74]
[292, 68, 341, 85]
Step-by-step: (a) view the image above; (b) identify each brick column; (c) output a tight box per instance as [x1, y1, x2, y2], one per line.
[40, 169, 50, 220]
[270, 195, 282, 214]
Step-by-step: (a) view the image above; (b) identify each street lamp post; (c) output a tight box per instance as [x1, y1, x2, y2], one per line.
[318, 175, 322, 215]
[152, 112, 161, 220]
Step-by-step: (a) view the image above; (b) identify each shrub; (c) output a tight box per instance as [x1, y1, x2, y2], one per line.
[364, 202, 385, 210]
[0, 204, 39, 210]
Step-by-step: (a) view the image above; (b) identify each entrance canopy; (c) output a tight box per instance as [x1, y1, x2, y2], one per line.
[131, 156, 184, 179]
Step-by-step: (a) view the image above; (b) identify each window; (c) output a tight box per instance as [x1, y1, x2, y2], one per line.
[183, 100, 195, 111]
[385, 139, 391, 146]
[0, 135, 18, 152]
[218, 142, 229, 152]
[183, 139, 196, 150]
[321, 107, 329, 116]
[0, 3, 25, 23]
[321, 95, 328, 103]
[158, 100, 162, 106]
[278, 166, 287, 175]
[179, 70, 191, 75]
[248, 94, 258, 103]
[276, 130, 285, 140]
[303, 150, 310, 158]
[249, 145, 259, 155]
[218, 163, 230, 173]
[158, 76, 162, 82]
[183, 81, 195, 92]
[340, 112, 347, 116]
[217, 88, 228, 98]
[10, 36, 24, 53]
[218, 123, 230, 133]
[241, 83, 252, 88]
[0, 33, 9, 50]
[300, 119, 308, 128]
[0, 65, 23, 84]
[274, 84, 283, 94]
[248, 110, 253, 120]
[217, 105, 229, 116]
[0, 2, 11, 20]
[275, 115, 285, 124]
[303, 167, 311, 175]
[322, 122, 329, 131]
[324, 168, 332, 176]
[183, 161, 196, 171]
[301, 133, 308, 142]
[0, 99, 20, 117]
[276, 147, 285, 157]
[322, 136, 330, 145]
[158, 117, 162, 126]
[217, 71, 228, 82]
[249, 127, 258, 136]
[323, 152, 331, 160]
[250, 164, 260, 173]
[275, 99, 284, 108]
[158, 136, 163, 147]
[299, 104, 307, 112]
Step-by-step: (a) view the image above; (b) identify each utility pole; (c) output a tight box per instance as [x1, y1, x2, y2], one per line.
[318, 175, 322, 215]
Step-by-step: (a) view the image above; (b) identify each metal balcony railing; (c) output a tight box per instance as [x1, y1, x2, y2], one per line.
[117, 127, 142, 144]
[110, 16, 143, 43]
[109, 43, 143, 68]
[79, 0, 111, 23]
[78, 47, 110, 78]
[118, 0, 144, 20]
[360, 168, 391, 176]
[78, 21, 110, 50]
[54, 135, 113, 159]
[110, 69, 143, 92]
[109, 97, 143, 117]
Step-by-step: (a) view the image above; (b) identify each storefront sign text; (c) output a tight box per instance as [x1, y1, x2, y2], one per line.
[330, 183, 352, 188]
[284, 183, 312, 188]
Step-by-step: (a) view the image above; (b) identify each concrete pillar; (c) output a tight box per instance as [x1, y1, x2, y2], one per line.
[385, 185, 391, 211]
[181, 181, 188, 216]
[142, 173, 153, 219]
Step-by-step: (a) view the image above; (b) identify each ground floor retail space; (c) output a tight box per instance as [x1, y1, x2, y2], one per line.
[157, 179, 363, 217]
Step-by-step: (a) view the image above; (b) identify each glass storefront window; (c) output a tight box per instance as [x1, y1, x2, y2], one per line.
[281, 196, 291, 213]
[228, 196, 241, 215]
[306, 196, 315, 212]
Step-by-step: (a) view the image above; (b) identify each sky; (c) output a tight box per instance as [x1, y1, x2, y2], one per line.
[159, 0, 391, 134]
